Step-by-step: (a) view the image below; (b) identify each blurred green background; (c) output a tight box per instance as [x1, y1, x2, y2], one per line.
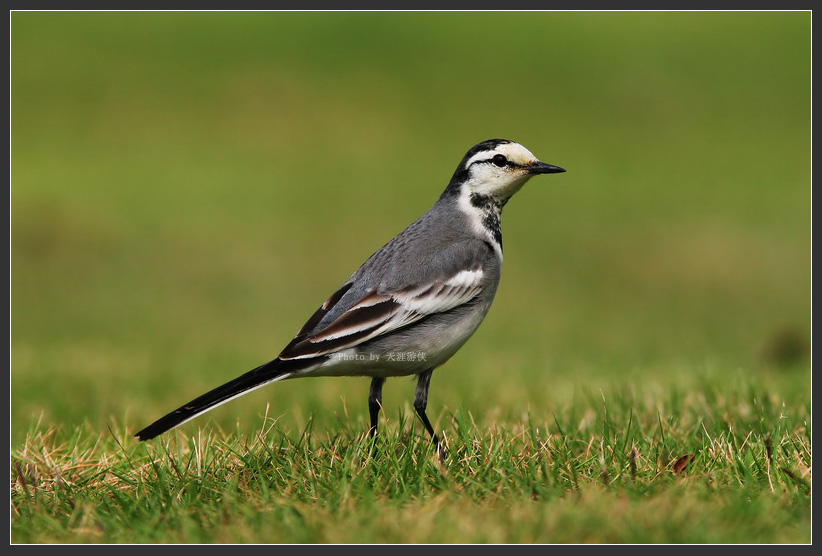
[10, 11, 811, 447]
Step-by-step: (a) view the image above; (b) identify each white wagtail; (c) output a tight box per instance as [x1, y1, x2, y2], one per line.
[135, 139, 565, 453]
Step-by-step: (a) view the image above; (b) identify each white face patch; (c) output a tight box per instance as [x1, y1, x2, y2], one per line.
[461, 142, 541, 202]
[454, 141, 550, 260]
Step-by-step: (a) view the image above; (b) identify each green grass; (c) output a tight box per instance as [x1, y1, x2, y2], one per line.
[10, 11, 810, 543]
[11, 376, 811, 543]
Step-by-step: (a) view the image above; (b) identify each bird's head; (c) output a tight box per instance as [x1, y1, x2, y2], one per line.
[444, 139, 565, 205]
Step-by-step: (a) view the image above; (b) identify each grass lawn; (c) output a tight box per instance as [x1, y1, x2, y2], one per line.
[11, 374, 811, 543]
[10, 11, 811, 543]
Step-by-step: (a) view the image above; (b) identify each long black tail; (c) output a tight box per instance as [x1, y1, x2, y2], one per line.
[135, 358, 298, 441]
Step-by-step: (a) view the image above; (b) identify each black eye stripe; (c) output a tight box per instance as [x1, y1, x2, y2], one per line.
[479, 155, 525, 169]
[468, 154, 513, 168]
[465, 152, 527, 171]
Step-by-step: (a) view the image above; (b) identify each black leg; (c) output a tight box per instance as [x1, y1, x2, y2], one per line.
[414, 369, 445, 460]
[368, 377, 385, 438]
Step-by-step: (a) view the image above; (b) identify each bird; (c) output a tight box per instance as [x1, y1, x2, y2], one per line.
[134, 139, 565, 456]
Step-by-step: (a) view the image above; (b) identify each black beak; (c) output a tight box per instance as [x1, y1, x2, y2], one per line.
[528, 161, 566, 175]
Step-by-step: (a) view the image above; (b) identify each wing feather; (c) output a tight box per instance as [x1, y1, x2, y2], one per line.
[279, 269, 485, 361]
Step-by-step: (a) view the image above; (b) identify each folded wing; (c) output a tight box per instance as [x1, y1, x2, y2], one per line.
[279, 268, 485, 360]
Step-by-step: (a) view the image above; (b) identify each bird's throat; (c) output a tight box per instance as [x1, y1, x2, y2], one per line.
[469, 193, 503, 252]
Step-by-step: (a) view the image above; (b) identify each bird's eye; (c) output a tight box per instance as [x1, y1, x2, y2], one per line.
[492, 154, 508, 167]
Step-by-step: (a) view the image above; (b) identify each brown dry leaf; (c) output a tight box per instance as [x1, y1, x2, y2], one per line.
[673, 454, 694, 475]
